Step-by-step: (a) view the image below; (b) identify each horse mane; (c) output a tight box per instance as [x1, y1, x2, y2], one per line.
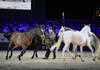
[65, 27, 76, 31]
[91, 33, 100, 52]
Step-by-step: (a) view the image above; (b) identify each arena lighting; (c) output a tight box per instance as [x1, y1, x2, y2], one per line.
[1, 19, 100, 34]
[62, 12, 64, 19]
[96, 8, 100, 17]
[2, 27, 9, 32]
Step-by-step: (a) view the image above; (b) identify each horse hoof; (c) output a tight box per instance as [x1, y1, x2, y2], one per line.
[6, 58, 8, 60]
[73, 55, 77, 59]
[43, 57, 48, 59]
[80, 58, 84, 62]
[73, 57, 76, 60]
[9, 56, 11, 59]
[6, 56, 8, 60]
[97, 57, 100, 60]
[93, 58, 96, 61]
[31, 57, 34, 59]
[36, 55, 38, 58]
[78, 55, 81, 57]
[81, 59, 84, 62]
[53, 57, 56, 59]
[17, 56, 21, 61]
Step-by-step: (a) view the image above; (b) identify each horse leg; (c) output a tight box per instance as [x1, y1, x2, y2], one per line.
[31, 45, 36, 59]
[6, 47, 10, 60]
[31, 49, 38, 59]
[73, 45, 78, 59]
[9, 47, 16, 59]
[34, 45, 38, 58]
[35, 50, 38, 58]
[31, 37, 39, 59]
[6, 43, 12, 60]
[62, 46, 67, 58]
[64, 43, 75, 58]
[34, 49, 38, 58]
[18, 47, 26, 61]
[87, 41, 95, 61]
[62, 43, 74, 58]
[23, 0, 25, 2]
[80, 46, 84, 62]
[31, 51, 35, 59]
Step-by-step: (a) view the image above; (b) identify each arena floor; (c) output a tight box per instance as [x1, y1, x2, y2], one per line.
[0, 51, 100, 70]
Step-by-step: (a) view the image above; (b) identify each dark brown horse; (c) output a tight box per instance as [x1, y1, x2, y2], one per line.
[6, 25, 45, 60]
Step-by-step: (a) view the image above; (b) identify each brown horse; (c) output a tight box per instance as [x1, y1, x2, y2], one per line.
[6, 25, 45, 60]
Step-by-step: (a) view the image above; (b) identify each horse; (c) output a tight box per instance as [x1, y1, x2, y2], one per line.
[50, 24, 98, 62]
[51, 26, 74, 51]
[6, 25, 45, 60]
[57, 26, 73, 37]
[3, 32, 12, 41]
[57, 26, 100, 60]
[90, 33, 100, 61]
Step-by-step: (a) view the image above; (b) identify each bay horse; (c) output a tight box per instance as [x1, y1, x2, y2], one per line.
[6, 25, 45, 60]
[50, 24, 99, 62]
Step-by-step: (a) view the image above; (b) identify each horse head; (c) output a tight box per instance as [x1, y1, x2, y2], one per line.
[4, 32, 12, 40]
[58, 26, 66, 37]
[81, 24, 91, 36]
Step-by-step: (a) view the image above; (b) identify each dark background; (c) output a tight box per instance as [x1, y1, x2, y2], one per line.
[46, 0, 100, 19]
[0, 0, 99, 19]
[0, 0, 45, 22]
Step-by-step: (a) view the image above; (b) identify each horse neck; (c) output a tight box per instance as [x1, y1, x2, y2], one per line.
[55, 33, 63, 48]
[80, 28, 89, 36]
[26, 30, 34, 39]
[81, 26, 91, 34]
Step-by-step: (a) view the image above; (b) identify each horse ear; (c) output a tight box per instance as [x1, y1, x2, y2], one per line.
[63, 25, 65, 27]
[64, 26, 65, 28]
[89, 24, 91, 26]
[84, 24, 85, 26]
[61, 25, 64, 27]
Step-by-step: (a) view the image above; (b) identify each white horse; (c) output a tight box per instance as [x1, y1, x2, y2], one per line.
[51, 24, 98, 61]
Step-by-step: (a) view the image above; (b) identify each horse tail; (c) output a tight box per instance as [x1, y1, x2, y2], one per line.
[92, 33, 100, 52]
[50, 33, 63, 51]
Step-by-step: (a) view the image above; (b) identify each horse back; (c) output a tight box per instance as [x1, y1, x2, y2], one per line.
[10, 32, 19, 41]
[23, 32, 32, 47]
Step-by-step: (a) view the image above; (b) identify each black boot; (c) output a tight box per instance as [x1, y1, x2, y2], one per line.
[23, 0, 25, 2]
[43, 49, 51, 59]
[53, 48, 56, 59]
[43, 57, 48, 59]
